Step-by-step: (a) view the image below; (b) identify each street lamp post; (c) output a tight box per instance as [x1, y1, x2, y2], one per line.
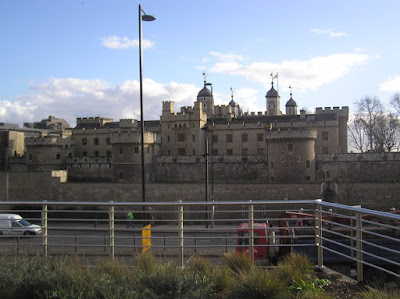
[205, 82, 215, 227]
[138, 4, 156, 204]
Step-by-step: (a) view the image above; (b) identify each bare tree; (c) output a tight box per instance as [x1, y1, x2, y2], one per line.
[390, 92, 400, 114]
[354, 97, 383, 151]
[349, 96, 400, 153]
[349, 113, 369, 152]
[373, 113, 400, 152]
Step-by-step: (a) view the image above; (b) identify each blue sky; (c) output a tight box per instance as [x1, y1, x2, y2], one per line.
[1, 0, 400, 127]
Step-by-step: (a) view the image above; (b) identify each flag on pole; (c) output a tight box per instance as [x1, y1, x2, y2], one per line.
[274, 73, 278, 79]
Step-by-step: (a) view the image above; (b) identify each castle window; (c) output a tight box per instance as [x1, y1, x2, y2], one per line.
[94, 151, 99, 157]
[212, 135, 218, 143]
[135, 147, 139, 154]
[82, 138, 87, 146]
[322, 131, 329, 141]
[167, 150, 170, 155]
[56, 153, 61, 160]
[178, 148, 186, 156]
[271, 161, 274, 169]
[192, 135, 195, 142]
[281, 157, 284, 163]
[192, 123, 195, 128]
[94, 138, 99, 145]
[288, 144, 293, 152]
[306, 160, 311, 168]
[119, 147, 123, 155]
[226, 134, 233, 143]
[242, 148, 248, 155]
[318, 170, 325, 182]
[69, 153, 72, 157]
[178, 133, 185, 142]
[167, 135, 170, 142]
[257, 148, 264, 155]
[119, 172, 124, 180]
[242, 134, 248, 142]
[271, 176, 275, 182]
[306, 176, 311, 182]
[83, 151, 87, 157]
[297, 157, 301, 163]
[326, 170, 332, 181]
[29, 154, 33, 161]
[106, 138, 111, 145]
[227, 149, 233, 155]
[193, 150, 196, 155]
[107, 151, 112, 157]
[257, 133, 264, 142]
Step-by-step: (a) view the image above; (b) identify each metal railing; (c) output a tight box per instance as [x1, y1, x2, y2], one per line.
[0, 199, 399, 284]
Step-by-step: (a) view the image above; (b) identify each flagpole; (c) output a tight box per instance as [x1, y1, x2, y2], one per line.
[277, 72, 279, 94]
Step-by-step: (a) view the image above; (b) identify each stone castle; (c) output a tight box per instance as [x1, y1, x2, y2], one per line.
[0, 80, 399, 211]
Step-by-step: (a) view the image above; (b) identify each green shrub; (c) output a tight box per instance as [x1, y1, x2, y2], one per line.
[228, 267, 287, 299]
[273, 253, 313, 286]
[186, 256, 212, 276]
[136, 252, 158, 275]
[137, 262, 216, 298]
[223, 251, 253, 274]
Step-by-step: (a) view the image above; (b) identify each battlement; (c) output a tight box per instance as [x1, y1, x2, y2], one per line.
[119, 119, 138, 128]
[76, 117, 113, 126]
[179, 106, 194, 114]
[25, 136, 63, 146]
[162, 101, 175, 113]
[266, 128, 317, 140]
[315, 106, 349, 117]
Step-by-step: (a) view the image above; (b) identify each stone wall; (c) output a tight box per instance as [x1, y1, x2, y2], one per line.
[2, 170, 400, 212]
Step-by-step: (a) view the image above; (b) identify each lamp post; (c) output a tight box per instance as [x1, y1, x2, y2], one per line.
[205, 82, 214, 227]
[138, 4, 156, 204]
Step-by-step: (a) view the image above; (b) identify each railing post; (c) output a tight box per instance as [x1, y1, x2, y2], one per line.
[179, 201, 184, 268]
[315, 202, 323, 268]
[248, 202, 254, 263]
[109, 202, 115, 259]
[356, 212, 363, 282]
[42, 201, 48, 257]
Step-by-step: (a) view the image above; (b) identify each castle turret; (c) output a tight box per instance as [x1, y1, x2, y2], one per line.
[285, 88, 298, 115]
[197, 81, 214, 116]
[265, 82, 280, 116]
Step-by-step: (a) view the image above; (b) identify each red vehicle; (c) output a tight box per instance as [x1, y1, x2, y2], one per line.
[236, 221, 278, 264]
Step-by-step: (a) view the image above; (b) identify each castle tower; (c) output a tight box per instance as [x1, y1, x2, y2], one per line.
[265, 81, 280, 116]
[197, 80, 214, 116]
[285, 87, 298, 115]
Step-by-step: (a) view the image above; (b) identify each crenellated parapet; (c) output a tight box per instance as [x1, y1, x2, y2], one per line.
[111, 131, 156, 144]
[76, 117, 114, 126]
[25, 136, 67, 147]
[315, 106, 349, 118]
[266, 128, 317, 141]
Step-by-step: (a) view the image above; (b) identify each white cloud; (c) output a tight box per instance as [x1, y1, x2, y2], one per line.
[379, 76, 400, 92]
[209, 51, 243, 62]
[311, 28, 348, 38]
[210, 53, 369, 92]
[101, 36, 154, 49]
[0, 78, 199, 126]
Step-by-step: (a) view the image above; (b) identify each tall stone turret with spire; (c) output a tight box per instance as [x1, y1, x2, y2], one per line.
[285, 85, 298, 115]
[196, 72, 214, 116]
[265, 74, 280, 116]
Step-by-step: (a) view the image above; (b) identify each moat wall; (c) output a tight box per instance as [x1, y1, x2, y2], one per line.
[0, 171, 399, 211]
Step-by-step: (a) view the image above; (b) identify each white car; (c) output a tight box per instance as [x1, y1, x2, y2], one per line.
[0, 214, 42, 235]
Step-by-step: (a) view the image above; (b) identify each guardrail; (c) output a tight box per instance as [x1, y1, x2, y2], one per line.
[0, 200, 399, 285]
